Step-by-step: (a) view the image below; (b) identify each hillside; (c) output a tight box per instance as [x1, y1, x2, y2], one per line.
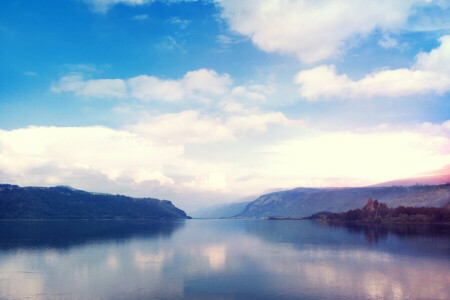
[237, 184, 450, 218]
[191, 201, 251, 218]
[0, 184, 188, 219]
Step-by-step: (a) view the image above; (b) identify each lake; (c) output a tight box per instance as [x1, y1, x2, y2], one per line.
[0, 219, 449, 299]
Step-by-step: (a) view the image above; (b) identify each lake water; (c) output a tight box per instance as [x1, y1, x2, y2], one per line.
[0, 219, 449, 299]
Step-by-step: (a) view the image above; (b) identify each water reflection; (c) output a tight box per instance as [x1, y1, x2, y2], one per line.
[0, 220, 185, 250]
[322, 221, 450, 242]
[0, 220, 448, 299]
[201, 244, 227, 270]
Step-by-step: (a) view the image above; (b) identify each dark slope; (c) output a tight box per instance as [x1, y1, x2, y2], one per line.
[0, 184, 188, 219]
[238, 184, 450, 218]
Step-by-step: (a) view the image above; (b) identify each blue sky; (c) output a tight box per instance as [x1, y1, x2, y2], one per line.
[1, 0, 450, 210]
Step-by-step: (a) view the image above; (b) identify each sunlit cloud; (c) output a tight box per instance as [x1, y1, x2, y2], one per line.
[51, 74, 128, 99]
[0, 117, 448, 209]
[51, 68, 232, 103]
[215, 0, 443, 63]
[295, 35, 450, 100]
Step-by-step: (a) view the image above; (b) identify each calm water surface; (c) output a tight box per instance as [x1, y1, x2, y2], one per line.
[0, 219, 449, 299]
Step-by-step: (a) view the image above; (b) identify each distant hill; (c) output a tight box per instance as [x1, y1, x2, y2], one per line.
[0, 184, 188, 219]
[371, 174, 450, 187]
[237, 184, 450, 218]
[191, 201, 251, 218]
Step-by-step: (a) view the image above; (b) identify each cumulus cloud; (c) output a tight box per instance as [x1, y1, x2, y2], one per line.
[0, 126, 183, 187]
[226, 112, 299, 134]
[51, 74, 128, 99]
[218, 100, 258, 114]
[216, 0, 432, 63]
[130, 109, 297, 143]
[230, 86, 267, 101]
[52, 68, 232, 103]
[128, 69, 232, 102]
[127, 76, 185, 102]
[129, 110, 235, 144]
[294, 35, 450, 100]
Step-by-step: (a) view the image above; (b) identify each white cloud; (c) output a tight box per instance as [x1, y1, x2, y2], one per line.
[51, 74, 128, 99]
[129, 110, 235, 143]
[217, 84, 275, 113]
[129, 109, 297, 143]
[294, 35, 450, 100]
[218, 100, 258, 114]
[128, 69, 232, 102]
[0, 126, 182, 185]
[230, 86, 266, 101]
[183, 69, 231, 95]
[53, 68, 232, 102]
[378, 33, 398, 49]
[226, 112, 299, 134]
[134, 170, 174, 185]
[216, 0, 434, 63]
[128, 76, 185, 102]
[414, 35, 450, 73]
[183, 172, 228, 192]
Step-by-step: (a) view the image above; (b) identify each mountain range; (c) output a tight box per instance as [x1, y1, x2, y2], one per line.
[237, 184, 450, 218]
[2, 174, 450, 220]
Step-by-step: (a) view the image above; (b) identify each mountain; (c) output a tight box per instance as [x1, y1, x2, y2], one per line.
[0, 184, 188, 219]
[190, 201, 251, 218]
[371, 174, 450, 187]
[237, 184, 450, 218]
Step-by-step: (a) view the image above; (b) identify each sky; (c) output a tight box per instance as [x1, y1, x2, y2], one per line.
[1, 0, 450, 211]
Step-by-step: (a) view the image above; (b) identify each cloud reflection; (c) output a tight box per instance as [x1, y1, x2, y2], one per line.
[201, 244, 227, 270]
